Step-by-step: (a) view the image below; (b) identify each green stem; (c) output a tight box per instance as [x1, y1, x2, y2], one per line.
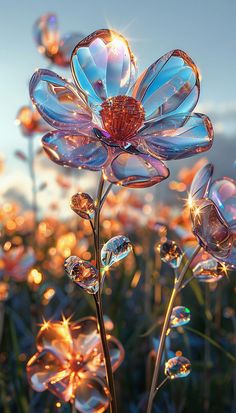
[146, 245, 201, 413]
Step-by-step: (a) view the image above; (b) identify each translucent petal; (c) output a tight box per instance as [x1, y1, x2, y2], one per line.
[52, 32, 85, 67]
[29, 69, 91, 131]
[87, 336, 125, 376]
[165, 356, 191, 379]
[134, 114, 213, 160]
[64, 256, 100, 294]
[37, 322, 73, 362]
[27, 350, 68, 392]
[71, 29, 137, 109]
[191, 198, 233, 260]
[74, 376, 109, 413]
[33, 14, 60, 57]
[69, 317, 100, 357]
[42, 130, 108, 170]
[101, 235, 132, 267]
[103, 151, 169, 188]
[209, 178, 236, 228]
[170, 306, 191, 328]
[48, 374, 73, 402]
[190, 163, 214, 200]
[132, 50, 200, 121]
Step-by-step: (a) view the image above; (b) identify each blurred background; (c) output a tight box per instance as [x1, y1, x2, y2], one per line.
[0, 1, 236, 413]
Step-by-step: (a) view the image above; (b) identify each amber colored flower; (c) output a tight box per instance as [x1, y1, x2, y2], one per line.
[27, 317, 124, 412]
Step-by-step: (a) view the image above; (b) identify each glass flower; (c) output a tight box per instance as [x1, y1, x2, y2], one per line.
[27, 317, 124, 412]
[29, 29, 213, 188]
[16, 105, 49, 137]
[189, 163, 236, 267]
[33, 14, 84, 67]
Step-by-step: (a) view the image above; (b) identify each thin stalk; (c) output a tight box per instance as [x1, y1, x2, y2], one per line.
[92, 174, 117, 413]
[146, 245, 201, 413]
[153, 376, 169, 398]
[28, 138, 37, 227]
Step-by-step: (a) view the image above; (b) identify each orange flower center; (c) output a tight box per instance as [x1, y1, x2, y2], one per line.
[100, 96, 145, 143]
[70, 355, 85, 373]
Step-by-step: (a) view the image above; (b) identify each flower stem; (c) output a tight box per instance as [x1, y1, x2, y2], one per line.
[92, 173, 117, 413]
[146, 245, 201, 413]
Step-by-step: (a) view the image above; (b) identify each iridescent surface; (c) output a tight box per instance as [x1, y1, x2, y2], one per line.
[104, 152, 169, 188]
[170, 306, 191, 328]
[64, 256, 100, 294]
[70, 193, 95, 219]
[165, 356, 191, 379]
[158, 240, 184, 268]
[101, 235, 132, 267]
[132, 50, 200, 121]
[134, 114, 213, 160]
[29, 69, 91, 131]
[191, 199, 233, 260]
[42, 131, 108, 170]
[71, 29, 137, 109]
[190, 163, 214, 200]
[193, 258, 225, 283]
[27, 317, 124, 406]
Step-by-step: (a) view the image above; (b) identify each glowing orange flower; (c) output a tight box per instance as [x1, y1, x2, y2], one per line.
[27, 317, 124, 412]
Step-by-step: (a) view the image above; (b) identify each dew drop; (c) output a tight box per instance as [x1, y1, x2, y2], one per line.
[64, 256, 100, 294]
[165, 356, 191, 379]
[159, 240, 184, 269]
[101, 235, 132, 267]
[170, 306, 191, 328]
[70, 192, 95, 220]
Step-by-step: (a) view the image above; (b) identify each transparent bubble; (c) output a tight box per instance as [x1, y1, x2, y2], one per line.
[193, 258, 225, 283]
[70, 193, 95, 220]
[159, 240, 184, 269]
[165, 356, 191, 379]
[170, 306, 191, 328]
[64, 256, 100, 294]
[101, 235, 132, 268]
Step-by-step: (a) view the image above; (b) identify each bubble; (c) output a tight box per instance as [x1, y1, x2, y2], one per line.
[101, 235, 132, 268]
[64, 256, 100, 294]
[159, 240, 184, 269]
[170, 306, 191, 328]
[165, 356, 191, 379]
[70, 193, 95, 220]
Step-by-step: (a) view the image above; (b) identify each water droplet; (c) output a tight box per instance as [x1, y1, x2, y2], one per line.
[70, 193, 95, 220]
[64, 256, 100, 294]
[159, 240, 184, 269]
[170, 306, 191, 328]
[165, 356, 191, 379]
[101, 235, 132, 267]
[193, 259, 224, 283]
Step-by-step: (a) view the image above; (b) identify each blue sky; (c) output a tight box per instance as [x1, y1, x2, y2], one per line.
[0, 0, 235, 210]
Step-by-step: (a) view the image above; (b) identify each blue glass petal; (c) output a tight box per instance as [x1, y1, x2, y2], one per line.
[133, 113, 213, 160]
[190, 163, 214, 200]
[103, 151, 169, 188]
[42, 130, 108, 170]
[29, 69, 91, 131]
[53, 32, 85, 67]
[132, 50, 200, 121]
[71, 29, 137, 110]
